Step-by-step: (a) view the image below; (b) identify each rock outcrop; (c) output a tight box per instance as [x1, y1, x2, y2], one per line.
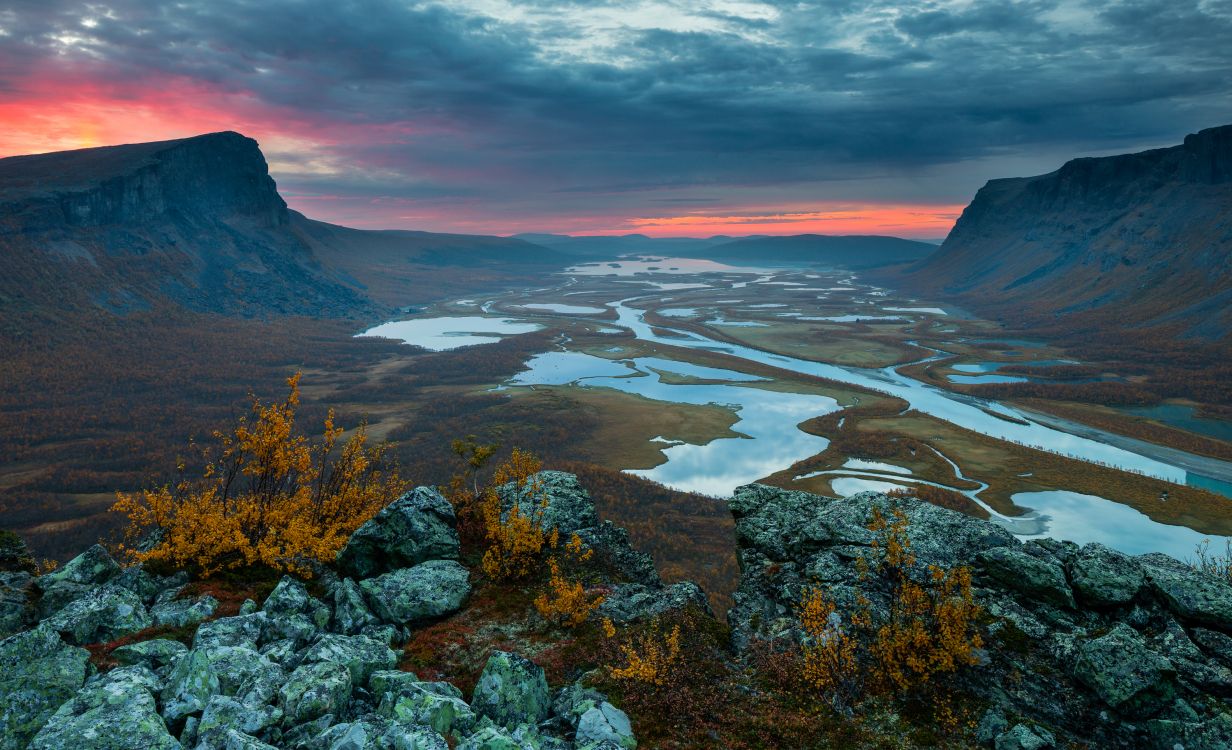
[0, 474, 651, 749]
[726, 483, 1232, 749]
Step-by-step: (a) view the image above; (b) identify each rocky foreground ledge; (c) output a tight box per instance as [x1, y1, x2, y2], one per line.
[1, 474, 1231, 749]
[729, 484, 1232, 749]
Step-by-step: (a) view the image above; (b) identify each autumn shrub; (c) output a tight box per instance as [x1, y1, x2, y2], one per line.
[1191, 538, 1232, 582]
[477, 449, 559, 581]
[111, 374, 407, 577]
[534, 533, 605, 627]
[796, 506, 983, 720]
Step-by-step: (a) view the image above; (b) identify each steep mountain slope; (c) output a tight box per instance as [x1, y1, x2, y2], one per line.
[0, 132, 569, 338]
[0, 132, 372, 329]
[701, 233, 937, 266]
[899, 124, 1232, 339]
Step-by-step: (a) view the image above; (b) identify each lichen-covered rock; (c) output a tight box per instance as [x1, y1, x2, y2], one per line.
[300, 633, 398, 687]
[113, 639, 189, 671]
[1067, 543, 1144, 607]
[1072, 623, 1176, 717]
[42, 584, 152, 645]
[389, 682, 479, 737]
[162, 648, 220, 724]
[316, 715, 451, 750]
[499, 471, 600, 535]
[457, 724, 555, 750]
[1145, 712, 1232, 750]
[359, 560, 471, 625]
[338, 486, 461, 578]
[575, 703, 636, 749]
[219, 729, 279, 749]
[196, 694, 282, 745]
[200, 645, 282, 699]
[575, 523, 660, 588]
[0, 626, 91, 750]
[194, 613, 268, 650]
[332, 578, 380, 635]
[41, 543, 122, 587]
[260, 576, 330, 645]
[151, 595, 218, 629]
[1139, 553, 1232, 629]
[979, 545, 1075, 609]
[29, 673, 180, 750]
[597, 582, 710, 625]
[471, 651, 551, 730]
[994, 723, 1055, 750]
[280, 660, 352, 724]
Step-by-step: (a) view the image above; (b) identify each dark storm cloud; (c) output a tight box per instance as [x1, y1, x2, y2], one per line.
[2, 0, 1231, 231]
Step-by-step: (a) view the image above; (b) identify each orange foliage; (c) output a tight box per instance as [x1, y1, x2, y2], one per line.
[797, 506, 983, 706]
[477, 449, 558, 581]
[609, 619, 682, 687]
[534, 534, 604, 627]
[111, 374, 407, 577]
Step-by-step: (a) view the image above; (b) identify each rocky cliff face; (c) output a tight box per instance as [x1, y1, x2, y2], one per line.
[0, 132, 372, 324]
[727, 483, 1232, 749]
[899, 124, 1232, 339]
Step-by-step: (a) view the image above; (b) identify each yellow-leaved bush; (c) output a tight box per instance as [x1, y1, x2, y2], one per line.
[476, 448, 557, 582]
[534, 533, 605, 627]
[799, 505, 983, 706]
[609, 618, 682, 687]
[111, 374, 408, 577]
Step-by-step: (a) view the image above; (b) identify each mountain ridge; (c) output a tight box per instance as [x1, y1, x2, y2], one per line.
[897, 123, 1232, 340]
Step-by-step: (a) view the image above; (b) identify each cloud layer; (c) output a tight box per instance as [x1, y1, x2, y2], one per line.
[1, 0, 1230, 236]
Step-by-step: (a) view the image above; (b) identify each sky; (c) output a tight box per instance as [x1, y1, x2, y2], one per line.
[1, 1, 1230, 239]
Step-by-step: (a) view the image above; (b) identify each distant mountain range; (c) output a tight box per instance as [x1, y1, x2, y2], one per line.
[517, 231, 938, 267]
[0, 132, 566, 334]
[0, 132, 943, 338]
[898, 124, 1232, 340]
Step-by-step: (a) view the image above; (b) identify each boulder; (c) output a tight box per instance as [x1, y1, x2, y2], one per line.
[199, 645, 281, 698]
[161, 648, 220, 724]
[218, 729, 280, 749]
[299, 633, 398, 687]
[315, 716, 450, 750]
[0, 626, 92, 750]
[389, 682, 479, 737]
[260, 576, 330, 645]
[471, 651, 551, 730]
[1138, 553, 1232, 629]
[338, 487, 461, 578]
[194, 613, 268, 650]
[40, 543, 121, 587]
[42, 584, 152, 644]
[499, 471, 600, 535]
[113, 638, 189, 670]
[332, 578, 380, 635]
[575, 703, 636, 749]
[575, 523, 660, 588]
[994, 723, 1055, 750]
[597, 582, 711, 625]
[1067, 544, 1144, 607]
[196, 694, 282, 745]
[150, 594, 218, 629]
[1072, 623, 1176, 717]
[279, 660, 352, 724]
[979, 545, 1075, 609]
[359, 560, 471, 625]
[28, 675, 181, 750]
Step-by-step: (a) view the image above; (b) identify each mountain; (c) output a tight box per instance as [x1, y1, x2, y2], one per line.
[0, 131, 372, 328]
[512, 232, 730, 257]
[700, 233, 938, 266]
[898, 124, 1232, 340]
[0, 132, 568, 337]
